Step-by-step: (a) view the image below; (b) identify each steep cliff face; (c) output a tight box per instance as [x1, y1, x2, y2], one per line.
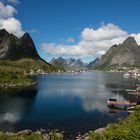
[0, 29, 40, 60]
[19, 33, 40, 59]
[97, 45, 118, 68]
[97, 37, 140, 68]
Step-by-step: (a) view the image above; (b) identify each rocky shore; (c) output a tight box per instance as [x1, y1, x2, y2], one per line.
[0, 129, 63, 140]
[0, 81, 37, 90]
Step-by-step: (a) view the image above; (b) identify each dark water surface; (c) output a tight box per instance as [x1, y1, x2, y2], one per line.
[0, 71, 139, 137]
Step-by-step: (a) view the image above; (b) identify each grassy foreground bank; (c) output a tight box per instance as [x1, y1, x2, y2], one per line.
[82, 107, 140, 140]
[0, 130, 63, 140]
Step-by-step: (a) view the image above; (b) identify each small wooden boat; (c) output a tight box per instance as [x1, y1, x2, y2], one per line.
[136, 86, 140, 96]
[107, 99, 136, 109]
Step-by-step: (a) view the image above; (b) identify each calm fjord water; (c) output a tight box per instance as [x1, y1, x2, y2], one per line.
[0, 71, 139, 136]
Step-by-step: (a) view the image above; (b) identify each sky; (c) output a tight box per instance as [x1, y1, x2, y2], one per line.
[0, 0, 140, 63]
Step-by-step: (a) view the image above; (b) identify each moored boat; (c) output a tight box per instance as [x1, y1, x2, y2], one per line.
[107, 99, 136, 109]
[136, 86, 140, 96]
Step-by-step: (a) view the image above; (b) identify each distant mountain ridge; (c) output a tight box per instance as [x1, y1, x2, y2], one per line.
[96, 36, 140, 69]
[87, 58, 99, 69]
[50, 57, 87, 71]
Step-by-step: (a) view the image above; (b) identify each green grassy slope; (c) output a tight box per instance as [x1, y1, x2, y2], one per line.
[0, 58, 59, 90]
[0, 58, 57, 72]
[85, 107, 140, 140]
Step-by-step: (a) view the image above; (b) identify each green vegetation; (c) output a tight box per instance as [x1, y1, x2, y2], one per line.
[0, 132, 42, 140]
[0, 58, 61, 90]
[50, 60, 65, 72]
[84, 107, 140, 140]
[0, 70, 35, 93]
[0, 131, 63, 140]
[0, 71, 32, 84]
[0, 58, 58, 72]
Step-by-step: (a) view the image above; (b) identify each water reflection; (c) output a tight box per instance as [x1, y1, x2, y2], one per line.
[36, 72, 127, 113]
[0, 88, 37, 131]
[0, 113, 20, 123]
[104, 72, 140, 102]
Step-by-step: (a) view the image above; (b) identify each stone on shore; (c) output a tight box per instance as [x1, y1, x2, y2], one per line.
[94, 127, 106, 133]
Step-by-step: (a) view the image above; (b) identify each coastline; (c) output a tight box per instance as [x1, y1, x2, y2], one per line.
[0, 81, 37, 89]
[0, 129, 63, 140]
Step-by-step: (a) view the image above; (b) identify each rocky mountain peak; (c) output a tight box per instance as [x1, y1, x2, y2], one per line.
[0, 29, 9, 39]
[20, 32, 34, 45]
[122, 36, 138, 48]
[57, 57, 66, 62]
[20, 32, 31, 40]
[0, 29, 8, 35]
[0, 29, 40, 60]
[97, 36, 140, 68]
[87, 58, 99, 69]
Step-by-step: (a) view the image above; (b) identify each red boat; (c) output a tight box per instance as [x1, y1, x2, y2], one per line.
[107, 99, 136, 109]
[136, 86, 140, 96]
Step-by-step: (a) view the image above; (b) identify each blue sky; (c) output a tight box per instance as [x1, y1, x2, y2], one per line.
[1, 0, 140, 62]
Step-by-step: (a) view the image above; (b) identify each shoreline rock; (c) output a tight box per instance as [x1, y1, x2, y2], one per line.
[94, 127, 106, 133]
[0, 81, 37, 90]
[0, 129, 63, 140]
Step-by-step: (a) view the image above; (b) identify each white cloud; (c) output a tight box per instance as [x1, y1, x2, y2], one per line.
[28, 29, 38, 34]
[81, 23, 128, 41]
[97, 50, 106, 55]
[67, 37, 75, 43]
[131, 33, 140, 44]
[78, 23, 131, 54]
[0, 2, 17, 18]
[8, 0, 20, 4]
[0, 2, 24, 37]
[41, 23, 133, 59]
[0, 17, 24, 37]
[41, 43, 84, 57]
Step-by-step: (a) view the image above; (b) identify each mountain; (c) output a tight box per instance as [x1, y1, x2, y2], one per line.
[0, 29, 56, 72]
[87, 58, 99, 69]
[0, 29, 40, 60]
[50, 57, 87, 71]
[97, 36, 140, 69]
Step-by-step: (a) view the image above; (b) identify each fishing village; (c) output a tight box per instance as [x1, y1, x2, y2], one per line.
[107, 68, 140, 113]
